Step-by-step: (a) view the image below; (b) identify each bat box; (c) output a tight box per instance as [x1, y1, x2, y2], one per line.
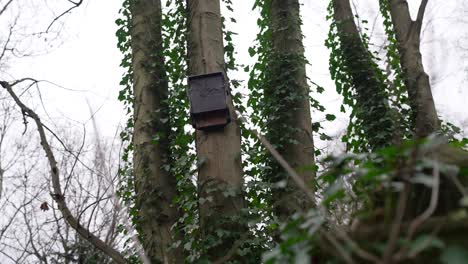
[187, 72, 231, 130]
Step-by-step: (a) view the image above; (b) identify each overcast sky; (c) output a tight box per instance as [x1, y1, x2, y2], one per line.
[2, 0, 467, 144]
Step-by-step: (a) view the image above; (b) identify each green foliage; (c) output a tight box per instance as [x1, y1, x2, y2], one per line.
[115, 0, 134, 206]
[326, 0, 413, 152]
[247, 1, 327, 174]
[114, 0, 468, 263]
[378, 0, 413, 137]
[245, 0, 330, 260]
[162, 0, 202, 261]
[115, 2, 140, 260]
[265, 136, 468, 263]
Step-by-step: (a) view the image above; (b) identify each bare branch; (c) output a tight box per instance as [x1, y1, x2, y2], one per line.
[45, 0, 83, 33]
[0, 24, 14, 63]
[414, 0, 430, 35]
[0, 80, 127, 264]
[0, 0, 14, 16]
[383, 183, 410, 262]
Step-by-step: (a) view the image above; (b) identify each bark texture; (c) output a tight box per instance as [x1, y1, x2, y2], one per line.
[388, 0, 438, 137]
[131, 0, 182, 262]
[186, 0, 245, 260]
[387, 2, 468, 260]
[387, 0, 450, 216]
[332, 0, 395, 150]
[267, 0, 315, 218]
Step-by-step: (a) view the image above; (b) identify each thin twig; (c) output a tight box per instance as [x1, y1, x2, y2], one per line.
[335, 228, 382, 263]
[45, 0, 83, 33]
[0, 80, 127, 264]
[236, 113, 315, 202]
[0, 0, 14, 16]
[382, 182, 409, 262]
[322, 231, 355, 264]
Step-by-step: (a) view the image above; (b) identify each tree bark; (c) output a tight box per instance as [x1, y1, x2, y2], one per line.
[267, 0, 315, 219]
[385, 3, 468, 260]
[131, 0, 183, 262]
[332, 0, 396, 150]
[388, 0, 439, 137]
[186, 0, 245, 260]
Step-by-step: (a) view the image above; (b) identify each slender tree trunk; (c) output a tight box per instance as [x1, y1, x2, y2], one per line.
[186, 0, 245, 260]
[131, 0, 183, 262]
[388, 0, 439, 137]
[386, 3, 468, 259]
[332, 0, 396, 150]
[268, 0, 315, 218]
[386, 0, 450, 216]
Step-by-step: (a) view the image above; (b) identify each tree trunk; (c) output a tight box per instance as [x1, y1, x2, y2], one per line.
[332, 0, 396, 150]
[268, 0, 316, 218]
[386, 3, 468, 261]
[388, 0, 439, 137]
[186, 0, 245, 260]
[131, 0, 183, 262]
[386, 0, 454, 216]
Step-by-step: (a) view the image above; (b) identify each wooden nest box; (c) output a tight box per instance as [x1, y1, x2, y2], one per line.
[188, 72, 231, 130]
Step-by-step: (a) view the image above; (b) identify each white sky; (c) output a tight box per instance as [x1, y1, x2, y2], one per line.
[2, 0, 468, 143]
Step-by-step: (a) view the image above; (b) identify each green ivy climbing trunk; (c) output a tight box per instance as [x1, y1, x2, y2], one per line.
[332, 0, 395, 150]
[186, 0, 245, 260]
[267, 0, 315, 219]
[131, 0, 183, 262]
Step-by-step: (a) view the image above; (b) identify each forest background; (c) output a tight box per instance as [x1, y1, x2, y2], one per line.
[1, 0, 468, 263]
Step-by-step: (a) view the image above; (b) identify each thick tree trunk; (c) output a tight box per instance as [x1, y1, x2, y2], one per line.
[268, 0, 315, 218]
[186, 0, 245, 260]
[332, 0, 396, 150]
[388, 0, 439, 137]
[131, 0, 183, 262]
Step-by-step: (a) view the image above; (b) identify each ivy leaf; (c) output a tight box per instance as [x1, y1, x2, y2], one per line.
[319, 133, 332, 141]
[115, 18, 124, 25]
[325, 114, 336, 121]
[248, 47, 256, 57]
